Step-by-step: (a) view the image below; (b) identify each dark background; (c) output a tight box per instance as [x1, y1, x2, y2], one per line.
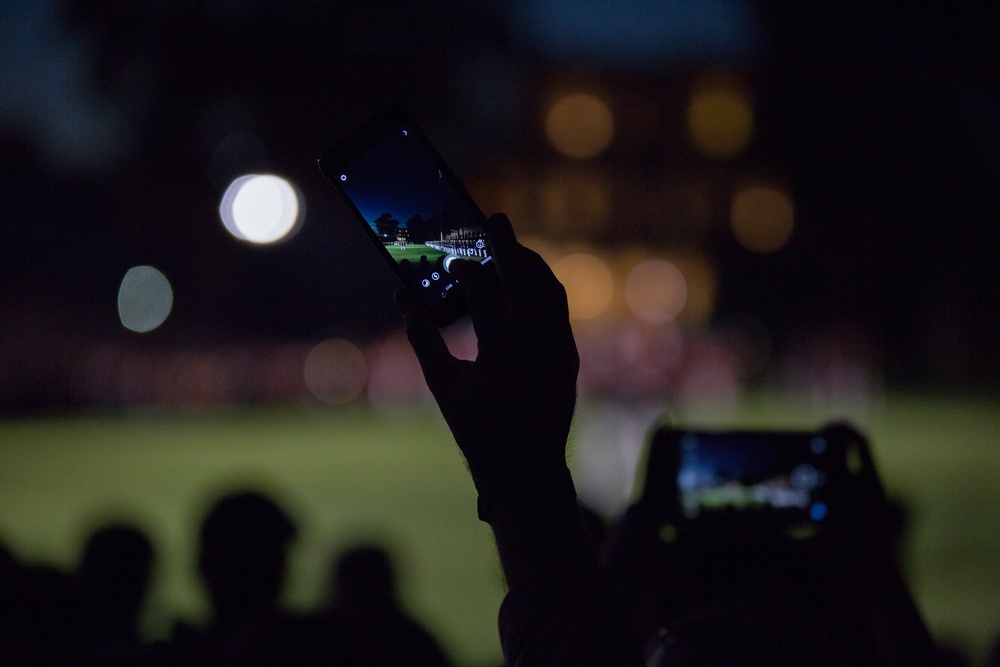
[2, 0, 999, 411]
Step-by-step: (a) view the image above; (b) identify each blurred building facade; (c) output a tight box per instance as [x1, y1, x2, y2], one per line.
[2, 0, 998, 412]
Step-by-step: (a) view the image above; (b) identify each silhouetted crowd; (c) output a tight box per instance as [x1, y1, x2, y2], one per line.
[1, 491, 451, 666]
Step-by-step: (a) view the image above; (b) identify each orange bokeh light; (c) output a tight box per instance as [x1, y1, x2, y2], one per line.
[551, 252, 614, 320]
[730, 184, 795, 253]
[686, 75, 753, 159]
[545, 93, 615, 159]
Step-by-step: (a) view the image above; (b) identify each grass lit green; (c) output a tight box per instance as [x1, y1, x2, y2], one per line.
[384, 244, 447, 263]
[0, 406, 504, 666]
[1, 392, 999, 664]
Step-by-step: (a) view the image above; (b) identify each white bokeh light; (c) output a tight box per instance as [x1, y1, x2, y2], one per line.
[118, 265, 173, 333]
[219, 174, 301, 244]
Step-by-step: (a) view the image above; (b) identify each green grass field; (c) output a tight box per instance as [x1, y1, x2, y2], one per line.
[385, 244, 447, 263]
[1, 392, 999, 665]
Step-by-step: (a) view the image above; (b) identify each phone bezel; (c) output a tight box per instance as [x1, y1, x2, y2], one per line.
[318, 104, 489, 327]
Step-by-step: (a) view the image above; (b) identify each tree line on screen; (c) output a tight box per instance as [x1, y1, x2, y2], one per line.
[373, 212, 438, 244]
[373, 212, 478, 244]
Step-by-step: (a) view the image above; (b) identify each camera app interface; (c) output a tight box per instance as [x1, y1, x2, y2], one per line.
[677, 433, 831, 522]
[337, 126, 491, 306]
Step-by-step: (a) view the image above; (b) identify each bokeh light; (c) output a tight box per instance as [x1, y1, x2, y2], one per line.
[551, 252, 614, 320]
[670, 251, 718, 325]
[219, 174, 301, 244]
[365, 333, 432, 411]
[571, 403, 657, 516]
[716, 312, 772, 380]
[677, 339, 741, 410]
[545, 93, 615, 159]
[625, 258, 687, 323]
[730, 184, 795, 253]
[686, 76, 753, 159]
[117, 266, 173, 333]
[302, 338, 368, 405]
[538, 167, 610, 237]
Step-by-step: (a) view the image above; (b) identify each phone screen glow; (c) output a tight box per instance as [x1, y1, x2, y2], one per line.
[677, 433, 830, 520]
[337, 127, 490, 305]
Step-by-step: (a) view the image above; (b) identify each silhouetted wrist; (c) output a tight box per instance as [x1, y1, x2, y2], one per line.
[474, 460, 577, 524]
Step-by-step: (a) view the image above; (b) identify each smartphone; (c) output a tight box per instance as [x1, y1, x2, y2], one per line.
[642, 426, 868, 529]
[318, 105, 492, 327]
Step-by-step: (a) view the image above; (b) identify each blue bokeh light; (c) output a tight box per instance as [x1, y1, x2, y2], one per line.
[809, 501, 828, 522]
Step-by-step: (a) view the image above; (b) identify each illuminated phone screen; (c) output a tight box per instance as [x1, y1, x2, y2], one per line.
[676, 432, 833, 523]
[324, 111, 491, 326]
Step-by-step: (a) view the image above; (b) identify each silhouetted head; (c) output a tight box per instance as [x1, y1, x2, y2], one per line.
[1, 540, 19, 650]
[79, 523, 154, 645]
[330, 544, 397, 609]
[0, 539, 15, 580]
[198, 490, 297, 626]
[4, 563, 89, 661]
[578, 502, 607, 552]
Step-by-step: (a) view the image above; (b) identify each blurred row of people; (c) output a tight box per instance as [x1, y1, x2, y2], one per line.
[0, 490, 450, 666]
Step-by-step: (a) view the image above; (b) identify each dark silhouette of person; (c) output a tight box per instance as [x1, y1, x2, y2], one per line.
[396, 214, 943, 665]
[600, 424, 940, 666]
[0, 539, 21, 660]
[77, 523, 155, 657]
[577, 502, 608, 556]
[172, 489, 313, 665]
[989, 637, 1000, 667]
[317, 543, 451, 666]
[397, 212, 643, 665]
[0, 556, 89, 665]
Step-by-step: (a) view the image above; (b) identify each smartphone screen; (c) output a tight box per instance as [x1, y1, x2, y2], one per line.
[675, 431, 834, 523]
[319, 106, 492, 327]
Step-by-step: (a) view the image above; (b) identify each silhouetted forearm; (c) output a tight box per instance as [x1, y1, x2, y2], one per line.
[479, 458, 642, 666]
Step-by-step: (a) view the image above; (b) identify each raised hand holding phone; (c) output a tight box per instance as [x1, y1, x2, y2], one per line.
[324, 111, 638, 661]
[398, 214, 642, 665]
[396, 213, 580, 516]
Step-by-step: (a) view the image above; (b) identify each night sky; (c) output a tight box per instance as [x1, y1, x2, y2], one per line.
[331, 126, 446, 231]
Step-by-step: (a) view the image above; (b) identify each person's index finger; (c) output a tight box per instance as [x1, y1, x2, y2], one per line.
[451, 251, 503, 324]
[485, 212, 529, 290]
[485, 213, 517, 265]
[486, 212, 517, 253]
